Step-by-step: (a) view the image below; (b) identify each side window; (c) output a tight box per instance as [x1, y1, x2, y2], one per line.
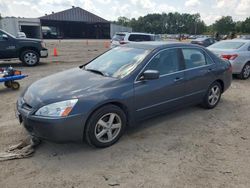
[248, 46, 250, 51]
[141, 35, 151, 41]
[205, 54, 214, 65]
[145, 49, 180, 75]
[128, 35, 140, 42]
[128, 34, 151, 42]
[182, 48, 207, 69]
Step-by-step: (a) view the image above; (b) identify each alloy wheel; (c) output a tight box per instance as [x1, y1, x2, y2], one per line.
[94, 113, 122, 143]
[208, 85, 221, 106]
[243, 64, 250, 79]
[24, 52, 38, 65]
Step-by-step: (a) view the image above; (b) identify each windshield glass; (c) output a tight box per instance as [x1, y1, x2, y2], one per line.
[85, 47, 150, 78]
[210, 41, 245, 49]
[0, 29, 16, 38]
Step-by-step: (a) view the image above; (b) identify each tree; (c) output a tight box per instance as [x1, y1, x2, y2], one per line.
[241, 17, 250, 33]
[212, 16, 235, 34]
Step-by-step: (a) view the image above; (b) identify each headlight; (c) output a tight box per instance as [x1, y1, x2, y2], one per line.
[35, 99, 78, 117]
[41, 41, 46, 48]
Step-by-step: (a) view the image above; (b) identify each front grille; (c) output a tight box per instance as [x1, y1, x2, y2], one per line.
[23, 103, 33, 111]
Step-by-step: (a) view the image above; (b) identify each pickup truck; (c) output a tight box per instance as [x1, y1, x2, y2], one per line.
[0, 29, 48, 66]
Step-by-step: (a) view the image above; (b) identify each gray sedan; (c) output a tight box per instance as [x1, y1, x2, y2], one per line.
[17, 42, 232, 148]
[208, 40, 250, 79]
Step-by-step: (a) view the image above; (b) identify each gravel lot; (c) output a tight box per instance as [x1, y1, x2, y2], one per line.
[0, 40, 250, 188]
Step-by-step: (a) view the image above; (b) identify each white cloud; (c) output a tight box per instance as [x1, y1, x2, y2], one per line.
[235, 0, 250, 16]
[185, 0, 201, 7]
[0, 0, 249, 25]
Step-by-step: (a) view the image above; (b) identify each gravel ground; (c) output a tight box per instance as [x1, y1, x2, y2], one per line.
[0, 40, 250, 188]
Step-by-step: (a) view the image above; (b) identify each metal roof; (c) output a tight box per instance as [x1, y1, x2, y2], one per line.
[40, 7, 109, 23]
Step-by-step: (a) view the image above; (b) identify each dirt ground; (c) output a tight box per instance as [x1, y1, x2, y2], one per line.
[0, 40, 250, 188]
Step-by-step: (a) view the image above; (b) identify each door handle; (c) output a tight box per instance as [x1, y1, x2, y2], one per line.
[174, 77, 184, 82]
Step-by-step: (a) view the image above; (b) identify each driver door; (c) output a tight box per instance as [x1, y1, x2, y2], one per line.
[0, 31, 16, 58]
[134, 48, 186, 120]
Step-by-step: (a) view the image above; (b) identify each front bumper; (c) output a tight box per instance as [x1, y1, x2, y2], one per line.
[16, 100, 86, 143]
[40, 49, 48, 58]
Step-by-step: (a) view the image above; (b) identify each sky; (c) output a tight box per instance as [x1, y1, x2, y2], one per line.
[0, 0, 250, 25]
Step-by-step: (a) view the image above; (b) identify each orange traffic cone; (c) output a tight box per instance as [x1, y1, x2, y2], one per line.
[104, 41, 110, 48]
[53, 48, 58, 56]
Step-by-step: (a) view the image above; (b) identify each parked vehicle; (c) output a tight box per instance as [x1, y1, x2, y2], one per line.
[110, 32, 158, 48]
[191, 37, 216, 47]
[208, 39, 250, 79]
[17, 42, 232, 148]
[239, 35, 250, 40]
[0, 29, 48, 66]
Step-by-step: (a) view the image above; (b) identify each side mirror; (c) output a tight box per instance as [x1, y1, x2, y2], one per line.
[2, 34, 8, 40]
[140, 70, 160, 81]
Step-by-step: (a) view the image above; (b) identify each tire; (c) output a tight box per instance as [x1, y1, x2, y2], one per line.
[4, 81, 12, 88]
[202, 82, 222, 109]
[238, 63, 250, 80]
[20, 50, 40, 66]
[11, 81, 20, 90]
[85, 105, 127, 148]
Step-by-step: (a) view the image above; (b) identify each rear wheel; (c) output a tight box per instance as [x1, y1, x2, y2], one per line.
[202, 82, 222, 109]
[11, 81, 20, 90]
[85, 105, 126, 148]
[20, 50, 40, 66]
[4, 81, 12, 88]
[238, 63, 250, 80]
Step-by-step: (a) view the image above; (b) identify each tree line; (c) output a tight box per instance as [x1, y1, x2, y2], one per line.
[113, 13, 250, 35]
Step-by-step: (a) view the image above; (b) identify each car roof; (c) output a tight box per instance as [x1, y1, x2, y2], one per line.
[116, 32, 155, 36]
[124, 41, 204, 50]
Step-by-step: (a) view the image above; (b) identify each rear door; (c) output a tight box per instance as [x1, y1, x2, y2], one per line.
[181, 48, 216, 103]
[134, 48, 186, 120]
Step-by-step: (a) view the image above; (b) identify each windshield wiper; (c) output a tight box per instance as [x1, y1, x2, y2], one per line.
[85, 68, 107, 77]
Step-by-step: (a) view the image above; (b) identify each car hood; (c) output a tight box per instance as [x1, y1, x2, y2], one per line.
[16, 38, 42, 43]
[23, 68, 116, 108]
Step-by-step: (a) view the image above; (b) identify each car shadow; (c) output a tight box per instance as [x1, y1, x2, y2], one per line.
[0, 61, 49, 68]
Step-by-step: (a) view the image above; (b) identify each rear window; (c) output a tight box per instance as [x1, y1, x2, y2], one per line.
[112, 34, 125, 41]
[210, 41, 245, 49]
[128, 34, 152, 42]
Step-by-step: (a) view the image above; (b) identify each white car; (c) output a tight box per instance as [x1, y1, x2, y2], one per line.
[111, 32, 158, 48]
[208, 40, 250, 79]
[17, 32, 26, 38]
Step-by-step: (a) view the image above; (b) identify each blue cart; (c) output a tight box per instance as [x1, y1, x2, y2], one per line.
[0, 75, 27, 90]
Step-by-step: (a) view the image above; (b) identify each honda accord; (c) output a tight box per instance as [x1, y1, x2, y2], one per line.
[17, 42, 232, 148]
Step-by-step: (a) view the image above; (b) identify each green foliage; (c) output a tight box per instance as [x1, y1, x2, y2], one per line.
[113, 13, 250, 35]
[113, 13, 207, 34]
[212, 16, 235, 34]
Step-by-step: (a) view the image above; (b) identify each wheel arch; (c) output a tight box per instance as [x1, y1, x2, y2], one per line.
[83, 101, 130, 140]
[214, 79, 224, 93]
[19, 47, 40, 57]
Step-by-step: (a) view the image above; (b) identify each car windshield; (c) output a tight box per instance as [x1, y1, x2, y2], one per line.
[84, 47, 150, 78]
[0, 29, 16, 38]
[210, 41, 245, 49]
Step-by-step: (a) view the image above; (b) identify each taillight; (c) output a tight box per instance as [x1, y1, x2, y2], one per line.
[119, 41, 128, 45]
[221, 54, 238, 60]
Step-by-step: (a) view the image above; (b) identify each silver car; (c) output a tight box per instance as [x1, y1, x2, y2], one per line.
[208, 40, 250, 79]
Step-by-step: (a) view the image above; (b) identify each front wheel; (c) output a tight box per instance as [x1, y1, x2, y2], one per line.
[85, 105, 126, 148]
[20, 50, 40, 66]
[202, 82, 222, 109]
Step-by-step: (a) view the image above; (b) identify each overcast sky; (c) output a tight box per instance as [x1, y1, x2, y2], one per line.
[0, 0, 249, 25]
